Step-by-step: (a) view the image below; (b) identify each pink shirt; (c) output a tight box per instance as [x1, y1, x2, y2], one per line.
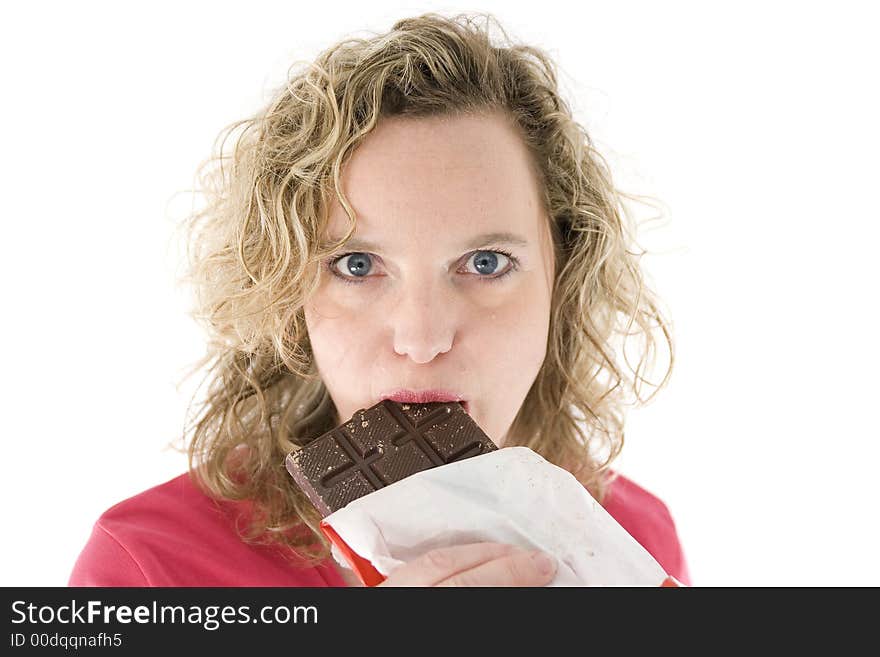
[69, 471, 691, 586]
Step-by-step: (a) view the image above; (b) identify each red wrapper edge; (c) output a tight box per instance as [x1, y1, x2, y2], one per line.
[321, 520, 387, 587]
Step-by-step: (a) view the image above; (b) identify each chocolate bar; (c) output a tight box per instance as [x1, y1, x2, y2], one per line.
[286, 399, 497, 517]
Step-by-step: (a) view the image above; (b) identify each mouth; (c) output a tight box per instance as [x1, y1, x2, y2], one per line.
[380, 389, 470, 415]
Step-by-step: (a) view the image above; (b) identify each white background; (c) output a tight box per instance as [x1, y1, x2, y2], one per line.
[2, 0, 878, 586]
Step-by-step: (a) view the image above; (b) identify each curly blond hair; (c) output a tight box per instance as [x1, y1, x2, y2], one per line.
[177, 11, 675, 564]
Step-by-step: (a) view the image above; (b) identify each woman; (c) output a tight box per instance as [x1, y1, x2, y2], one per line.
[70, 12, 690, 587]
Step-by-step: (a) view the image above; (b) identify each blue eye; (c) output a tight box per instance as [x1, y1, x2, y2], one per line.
[467, 250, 510, 276]
[331, 252, 372, 279]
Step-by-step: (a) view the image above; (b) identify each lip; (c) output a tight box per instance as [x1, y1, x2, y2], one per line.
[380, 389, 469, 414]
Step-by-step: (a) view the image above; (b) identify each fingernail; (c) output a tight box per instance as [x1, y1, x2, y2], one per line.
[530, 550, 556, 576]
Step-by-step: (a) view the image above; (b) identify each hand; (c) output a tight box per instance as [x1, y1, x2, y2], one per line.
[376, 542, 557, 587]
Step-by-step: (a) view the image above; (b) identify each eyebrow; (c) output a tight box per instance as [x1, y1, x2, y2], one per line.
[327, 231, 530, 252]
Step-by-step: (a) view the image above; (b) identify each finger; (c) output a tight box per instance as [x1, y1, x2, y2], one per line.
[436, 549, 557, 587]
[379, 542, 523, 587]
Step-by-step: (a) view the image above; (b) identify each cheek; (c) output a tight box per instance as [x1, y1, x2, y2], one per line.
[476, 286, 551, 369]
[466, 286, 550, 446]
[304, 295, 382, 381]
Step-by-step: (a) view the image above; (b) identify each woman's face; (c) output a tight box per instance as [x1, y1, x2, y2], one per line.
[304, 111, 555, 447]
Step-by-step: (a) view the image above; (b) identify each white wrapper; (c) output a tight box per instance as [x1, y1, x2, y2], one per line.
[323, 446, 670, 586]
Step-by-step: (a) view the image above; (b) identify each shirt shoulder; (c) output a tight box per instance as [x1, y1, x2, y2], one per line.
[601, 472, 692, 585]
[68, 520, 149, 586]
[69, 473, 340, 587]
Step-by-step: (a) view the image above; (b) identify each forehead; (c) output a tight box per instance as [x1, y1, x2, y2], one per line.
[326, 112, 546, 245]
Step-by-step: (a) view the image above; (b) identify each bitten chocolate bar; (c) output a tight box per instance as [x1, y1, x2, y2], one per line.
[286, 399, 497, 517]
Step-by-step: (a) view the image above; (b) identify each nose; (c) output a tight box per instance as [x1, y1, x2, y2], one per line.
[389, 279, 457, 364]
